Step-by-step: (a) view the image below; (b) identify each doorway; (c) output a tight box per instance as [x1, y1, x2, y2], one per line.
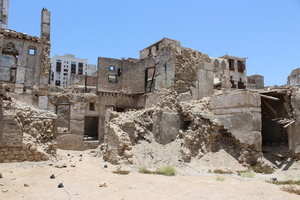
[84, 116, 99, 140]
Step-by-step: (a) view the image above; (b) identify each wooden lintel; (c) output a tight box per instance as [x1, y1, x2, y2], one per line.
[262, 98, 277, 115]
[260, 94, 279, 101]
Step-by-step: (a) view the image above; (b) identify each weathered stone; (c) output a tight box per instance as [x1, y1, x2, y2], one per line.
[27, 156, 34, 161]
[30, 146, 37, 151]
[34, 155, 41, 161]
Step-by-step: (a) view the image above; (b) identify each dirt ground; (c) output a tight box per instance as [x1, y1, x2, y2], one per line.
[1, 149, 300, 200]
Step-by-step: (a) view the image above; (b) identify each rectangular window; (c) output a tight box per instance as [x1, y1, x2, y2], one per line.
[55, 80, 60, 86]
[89, 102, 95, 111]
[78, 63, 83, 75]
[64, 69, 68, 72]
[71, 62, 76, 74]
[63, 73, 68, 76]
[229, 59, 234, 71]
[238, 61, 245, 73]
[56, 60, 61, 72]
[10, 68, 16, 82]
[248, 79, 256, 84]
[108, 74, 117, 82]
[29, 48, 35, 55]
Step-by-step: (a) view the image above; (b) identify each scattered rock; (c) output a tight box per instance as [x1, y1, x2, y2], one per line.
[99, 182, 107, 187]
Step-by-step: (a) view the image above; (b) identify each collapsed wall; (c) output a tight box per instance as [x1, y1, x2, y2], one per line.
[48, 87, 99, 150]
[0, 97, 57, 163]
[101, 89, 261, 166]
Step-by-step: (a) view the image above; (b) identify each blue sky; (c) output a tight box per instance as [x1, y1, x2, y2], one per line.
[8, 0, 300, 86]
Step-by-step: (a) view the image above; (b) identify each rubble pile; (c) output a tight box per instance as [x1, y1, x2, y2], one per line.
[101, 89, 260, 166]
[1, 98, 57, 163]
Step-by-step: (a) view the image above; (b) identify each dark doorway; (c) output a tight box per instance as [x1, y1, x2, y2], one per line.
[56, 97, 70, 133]
[261, 93, 289, 145]
[84, 116, 99, 140]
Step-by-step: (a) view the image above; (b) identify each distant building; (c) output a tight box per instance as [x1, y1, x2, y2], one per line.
[50, 54, 97, 87]
[210, 55, 247, 89]
[0, 0, 9, 29]
[287, 68, 300, 86]
[247, 75, 264, 89]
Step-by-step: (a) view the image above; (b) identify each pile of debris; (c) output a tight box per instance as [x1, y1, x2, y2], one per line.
[1, 97, 57, 163]
[100, 89, 260, 167]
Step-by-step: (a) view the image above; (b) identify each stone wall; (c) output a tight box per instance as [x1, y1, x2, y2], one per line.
[97, 57, 151, 94]
[210, 90, 262, 151]
[1, 96, 57, 163]
[0, 145, 49, 163]
[289, 89, 300, 157]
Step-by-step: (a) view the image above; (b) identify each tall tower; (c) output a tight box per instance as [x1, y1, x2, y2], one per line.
[0, 0, 9, 29]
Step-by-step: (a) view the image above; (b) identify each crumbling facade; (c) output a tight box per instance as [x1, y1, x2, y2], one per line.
[0, 8, 51, 109]
[1, 3, 299, 168]
[287, 67, 300, 86]
[0, 8, 56, 163]
[247, 75, 264, 89]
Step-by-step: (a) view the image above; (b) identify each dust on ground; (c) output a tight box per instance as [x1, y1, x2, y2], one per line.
[1, 148, 300, 200]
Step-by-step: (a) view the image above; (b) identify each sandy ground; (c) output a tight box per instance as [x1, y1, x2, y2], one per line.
[1, 149, 300, 200]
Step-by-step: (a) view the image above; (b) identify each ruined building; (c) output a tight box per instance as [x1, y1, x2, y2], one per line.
[247, 74, 264, 89]
[287, 67, 300, 86]
[0, 8, 56, 163]
[1, 5, 300, 167]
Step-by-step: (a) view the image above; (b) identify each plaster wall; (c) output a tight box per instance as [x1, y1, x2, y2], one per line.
[210, 91, 262, 150]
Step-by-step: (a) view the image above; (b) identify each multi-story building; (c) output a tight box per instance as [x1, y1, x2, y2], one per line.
[0, 0, 9, 29]
[287, 68, 300, 86]
[50, 54, 96, 87]
[247, 74, 264, 89]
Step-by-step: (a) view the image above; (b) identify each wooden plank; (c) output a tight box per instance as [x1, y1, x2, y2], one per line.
[262, 98, 277, 115]
[260, 94, 279, 101]
[283, 120, 295, 128]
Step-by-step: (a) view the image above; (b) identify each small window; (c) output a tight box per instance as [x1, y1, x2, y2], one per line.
[108, 74, 117, 82]
[229, 59, 235, 71]
[109, 66, 115, 71]
[29, 48, 36, 55]
[89, 102, 95, 111]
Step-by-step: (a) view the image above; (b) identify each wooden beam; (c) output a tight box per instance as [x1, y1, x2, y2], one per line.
[262, 98, 277, 115]
[260, 94, 279, 101]
[283, 120, 295, 128]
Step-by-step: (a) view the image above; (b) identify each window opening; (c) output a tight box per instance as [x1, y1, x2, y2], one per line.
[29, 48, 35, 55]
[229, 59, 234, 71]
[56, 60, 61, 72]
[71, 62, 76, 74]
[89, 102, 95, 111]
[109, 66, 115, 71]
[78, 62, 83, 74]
[238, 61, 245, 73]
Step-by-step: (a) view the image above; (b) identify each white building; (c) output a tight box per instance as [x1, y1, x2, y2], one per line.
[50, 54, 96, 87]
[0, 0, 9, 29]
